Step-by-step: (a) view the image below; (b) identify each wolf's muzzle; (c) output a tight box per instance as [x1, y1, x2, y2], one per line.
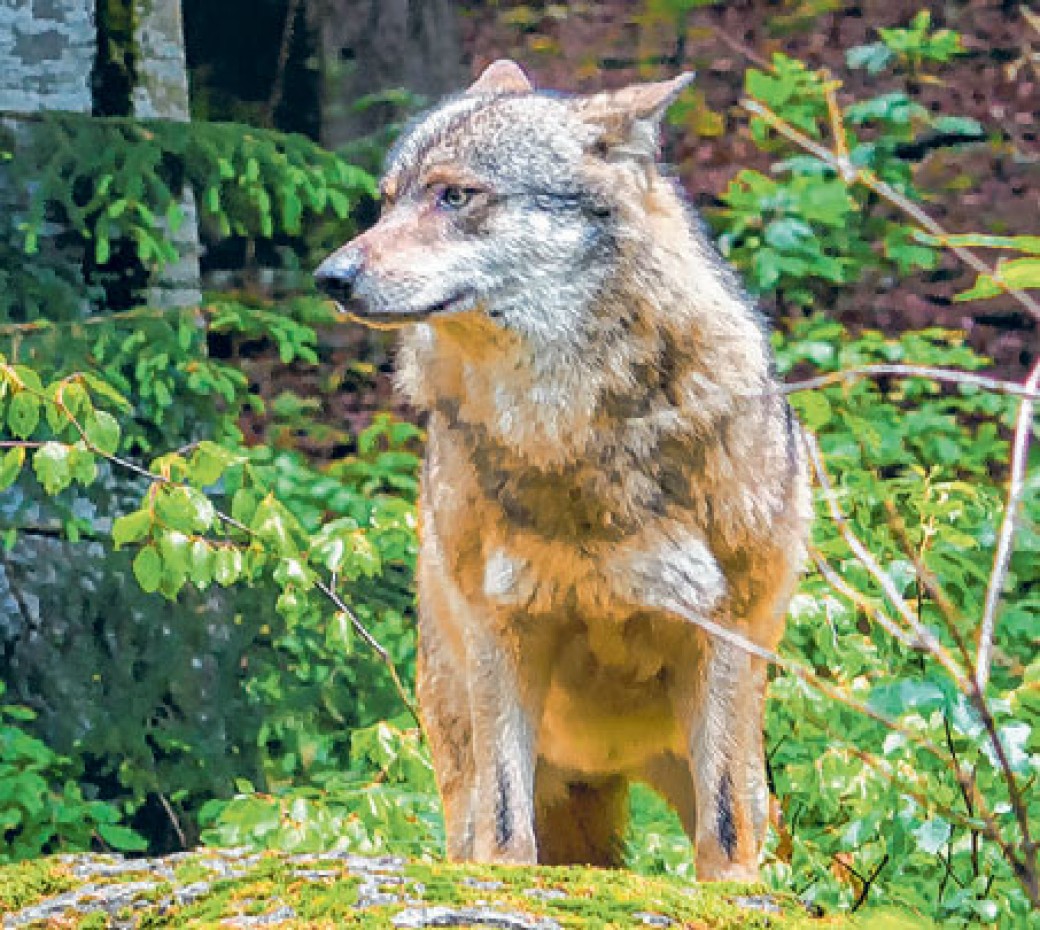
[314, 250, 363, 304]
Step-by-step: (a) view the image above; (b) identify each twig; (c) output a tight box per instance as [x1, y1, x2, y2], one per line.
[157, 791, 188, 849]
[809, 547, 926, 651]
[740, 97, 1040, 323]
[943, 713, 980, 878]
[0, 303, 201, 336]
[882, 500, 974, 672]
[314, 576, 421, 728]
[776, 364, 1040, 401]
[851, 854, 889, 911]
[978, 355, 1040, 689]
[822, 72, 850, 165]
[710, 26, 770, 69]
[802, 429, 966, 685]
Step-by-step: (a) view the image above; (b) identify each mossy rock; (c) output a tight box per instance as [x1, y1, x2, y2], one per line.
[0, 849, 897, 928]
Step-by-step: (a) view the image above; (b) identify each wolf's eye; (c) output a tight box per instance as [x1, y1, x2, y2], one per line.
[437, 186, 473, 210]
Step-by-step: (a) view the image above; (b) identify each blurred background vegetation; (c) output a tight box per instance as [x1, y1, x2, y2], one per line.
[0, 1, 1038, 926]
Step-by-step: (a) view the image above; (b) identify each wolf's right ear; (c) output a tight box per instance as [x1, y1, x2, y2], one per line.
[467, 60, 534, 95]
[575, 72, 694, 162]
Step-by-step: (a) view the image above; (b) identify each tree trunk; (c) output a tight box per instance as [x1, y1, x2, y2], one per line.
[132, 0, 201, 309]
[0, 0, 95, 114]
[308, 0, 467, 149]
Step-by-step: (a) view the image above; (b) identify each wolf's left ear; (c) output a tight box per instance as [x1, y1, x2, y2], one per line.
[575, 72, 695, 161]
[467, 59, 534, 95]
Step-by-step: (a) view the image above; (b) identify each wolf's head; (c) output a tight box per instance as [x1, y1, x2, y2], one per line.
[314, 61, 693, 342]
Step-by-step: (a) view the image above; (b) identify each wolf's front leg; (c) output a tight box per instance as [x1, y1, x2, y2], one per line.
[618, 531, 767, 880]
[686, 639, 768, 881]
[415, 617, 476, 861]
[465, 629, 540, 863]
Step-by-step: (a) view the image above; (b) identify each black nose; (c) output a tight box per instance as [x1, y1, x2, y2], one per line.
[314, 250, 363, 303]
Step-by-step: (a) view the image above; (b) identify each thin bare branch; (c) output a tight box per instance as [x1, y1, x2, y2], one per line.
[740, 97, 1040, 323]
[809, 547, 925, 651]
[0, 303, 202, 336]
[802, 429, 967, 685]
[776, 364, 1040, 401]
[822, 72, 850, 165]
[709, 25, 770, 69]
[157, 792, 188, 850]
[881, 500, 975, 672]
[978, 355, 1040, 689]
[314, 576, 421, 728]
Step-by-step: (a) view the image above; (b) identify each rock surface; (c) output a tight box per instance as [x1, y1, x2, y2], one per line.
[0, 848, 853, 928]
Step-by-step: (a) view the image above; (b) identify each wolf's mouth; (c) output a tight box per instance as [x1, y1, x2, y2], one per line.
[340, 290, 476, 328]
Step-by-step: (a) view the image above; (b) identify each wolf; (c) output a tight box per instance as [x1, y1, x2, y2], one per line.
[315, 59, 811, 881]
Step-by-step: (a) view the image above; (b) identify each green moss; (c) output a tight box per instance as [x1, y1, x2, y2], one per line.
[172, 860, 214, 884]
[400, 863, 829, 930]
[292, 874, 361, 920]
[0, 852, 871, 928]
[0, 857, 75, 912]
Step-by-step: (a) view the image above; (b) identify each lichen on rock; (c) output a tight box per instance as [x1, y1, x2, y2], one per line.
[0, 849, 852, 928]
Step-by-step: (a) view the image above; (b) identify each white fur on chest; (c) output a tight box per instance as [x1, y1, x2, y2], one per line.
[481, 529, 726, 619]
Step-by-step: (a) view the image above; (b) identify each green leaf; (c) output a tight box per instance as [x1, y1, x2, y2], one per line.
[913, 817, 951, 854]
[84, 410, 121, 456]
[930, 115, 984, 138]
[184, 487, 216, 532]
[252, 496, 296, 555]
[81, 374, 131, 411]
[112, 510, 152, 548]
[7, 392, 40, 439]
[96, 822, 148, 852]
[913, 231, 1040, 254]
[764, 217, 815, 251]
[159, 530, 191, 575]
[980, 721, 1032, 775]
[32, 442, 72, 495]
[326, 610, 355, 654]
[795, 392, 832, 430]
[845, 92, 925, 126]
[846, 42, 893, 74]
[0, 447, 24, 491]
[189, 539, 213, 586]
[190, 441, 239, 486]
[957, 258, 1040, 301]
[214, 547, 243, 586]
[133, 545, 163, 593]
[68, 444, 98, 486]
[155, 487, 216, 533]
[868, 679, 946, 718]
[59, 382, 91, 421]
[231, 487, 259, 525]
